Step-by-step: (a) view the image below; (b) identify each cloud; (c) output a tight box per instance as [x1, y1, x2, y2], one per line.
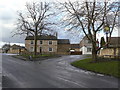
[0, 10, 15, 22]
[0, 0, 119, 46]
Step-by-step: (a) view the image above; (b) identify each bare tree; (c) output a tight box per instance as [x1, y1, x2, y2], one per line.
[14, 2, 56, 55]
[58, 0, 120, 61]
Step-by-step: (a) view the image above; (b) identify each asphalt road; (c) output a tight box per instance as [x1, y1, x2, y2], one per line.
[2, 54, 119, 88]
[0, 54, 2, 89]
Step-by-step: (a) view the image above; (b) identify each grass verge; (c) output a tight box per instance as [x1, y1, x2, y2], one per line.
[71, 58, 120, 78]
[15, 54, 61, 61]
[19, 54, 54, 59]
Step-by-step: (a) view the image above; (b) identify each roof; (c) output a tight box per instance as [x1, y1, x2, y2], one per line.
[108, 37, 120, 47]
[82, 34, 92, 40]
[10, 44, 25, 49]
[80, 34, 92, 44]
[71, 44, 80, 49]
[58, 39, 70, 44]
[25, 35, 57, 40]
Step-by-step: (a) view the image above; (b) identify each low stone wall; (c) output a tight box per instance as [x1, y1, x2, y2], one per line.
[99, 48, 120, 59]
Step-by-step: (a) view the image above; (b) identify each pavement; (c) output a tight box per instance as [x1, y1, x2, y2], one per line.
[2, 54, 120, 88]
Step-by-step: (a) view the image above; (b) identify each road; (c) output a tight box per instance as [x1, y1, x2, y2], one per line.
[0, 54, 2, 89]
[2, 54, 119, 88]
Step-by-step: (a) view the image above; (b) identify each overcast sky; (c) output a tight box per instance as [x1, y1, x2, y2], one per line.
[0, 0, 119, 47]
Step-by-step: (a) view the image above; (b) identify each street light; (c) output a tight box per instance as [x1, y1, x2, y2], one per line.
[104, 24, 110, 47]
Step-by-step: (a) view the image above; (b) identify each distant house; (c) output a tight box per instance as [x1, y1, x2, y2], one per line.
[70, 44, 80, 51]
[100, 37, 120, 58]
[70, 44, 82, 55]
[0, 48, 2, 53]
[8, 44, 26, 54]
[57, 39, 70, 54]
[80, 36, 92, 54]
[25, 35, 70, 55]
[2, 44, 10, 53]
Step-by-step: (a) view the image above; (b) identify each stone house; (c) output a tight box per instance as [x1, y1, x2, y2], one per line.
[80, 35, 92, 54]
[100, 37, 120, 58]
[8, 44, 26, 54]
[25, 35, 70, 55]
[57, 39, 70, 55]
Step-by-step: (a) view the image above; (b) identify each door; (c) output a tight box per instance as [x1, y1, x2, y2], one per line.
[40, 47, 42, 54]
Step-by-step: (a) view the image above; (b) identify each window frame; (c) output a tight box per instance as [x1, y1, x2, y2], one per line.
[48, 47, 53, 52]
[87, 48, 92, 52]
[31, 40, 34, 44]
[48, 41, 52, 45]
[88, 40, 91, 43]
[40, 40, 43, 44]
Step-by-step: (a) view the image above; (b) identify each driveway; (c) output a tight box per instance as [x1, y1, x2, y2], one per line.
[2, 54, 119, 88]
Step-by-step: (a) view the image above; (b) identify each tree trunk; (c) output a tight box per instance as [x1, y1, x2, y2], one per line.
[92, 42, 97, 62]
[34, 28, 37, 56]
[34, 35, 37, 56]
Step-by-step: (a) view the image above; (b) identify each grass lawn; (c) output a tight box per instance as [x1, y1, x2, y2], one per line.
[71, 58, 120, 78]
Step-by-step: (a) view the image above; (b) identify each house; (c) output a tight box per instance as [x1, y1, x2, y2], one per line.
[100, 37, 120, 58]
[57, 39, 70, 54]
[25, 35, 70, 55]
[80, 36, 92, 54]
[71, 44, 80, 51]
[8, 44, 26, 54]
[70, 44, 82, 55]
[2, 44, 10, 53]
[0, 48, 2, 53]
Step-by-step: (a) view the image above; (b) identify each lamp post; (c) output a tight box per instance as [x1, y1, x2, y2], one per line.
[104, 24, 110, 47]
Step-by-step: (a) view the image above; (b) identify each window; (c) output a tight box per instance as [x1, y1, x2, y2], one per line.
[31, 40, 34, 44]
[30, 47, 34, 52]
[40, 41, 42, 44]
[87, 48, 92, 52]
[88, 40, 91, 43]
[49, 48, 53, 52]
[49, 41, 52, 45]
[85, 40, 88, 43]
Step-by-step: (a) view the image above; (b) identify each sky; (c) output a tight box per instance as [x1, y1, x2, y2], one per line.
[0, 0, 119, 48]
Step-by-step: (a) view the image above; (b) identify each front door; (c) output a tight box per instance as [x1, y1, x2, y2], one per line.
[40, 47, 42, 54]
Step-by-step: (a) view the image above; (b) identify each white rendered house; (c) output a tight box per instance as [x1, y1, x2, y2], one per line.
[80, 35, 92, 55]
[80, 45, 92, 54]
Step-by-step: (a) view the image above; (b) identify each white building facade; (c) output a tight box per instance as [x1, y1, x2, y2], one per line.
[80, 36, 92, 55]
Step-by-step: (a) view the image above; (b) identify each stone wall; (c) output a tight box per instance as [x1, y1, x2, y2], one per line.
[100, 48, 120, 58]
[57, 44, 71, 55]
